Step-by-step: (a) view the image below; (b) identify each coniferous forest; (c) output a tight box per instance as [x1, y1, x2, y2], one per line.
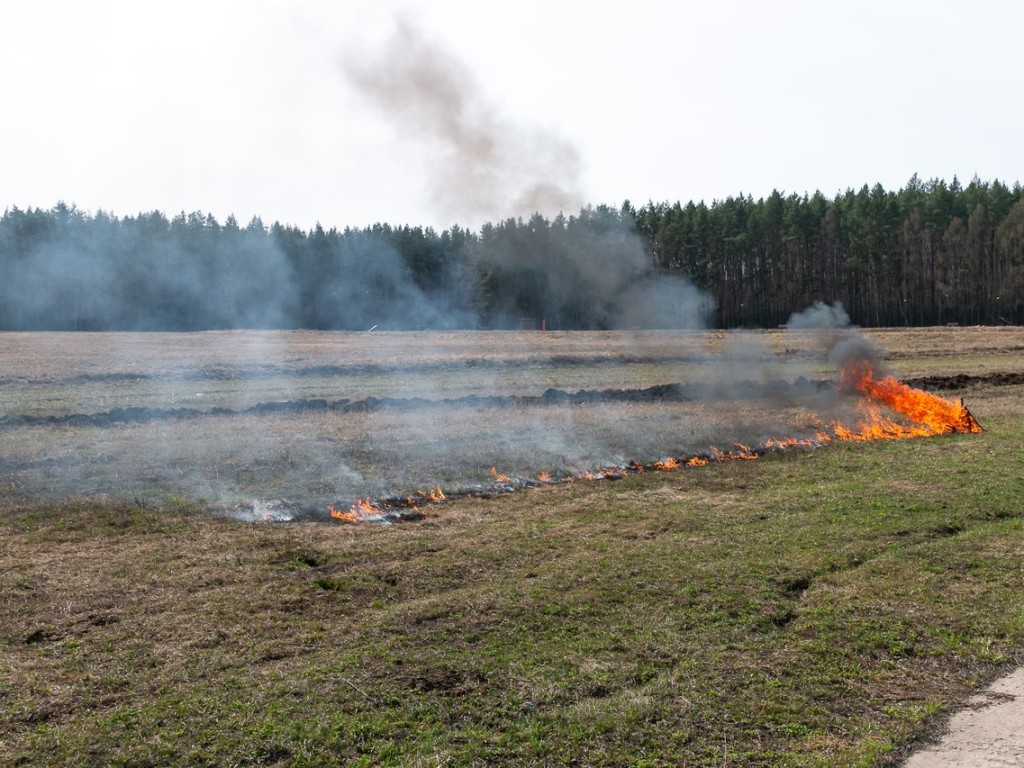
[2, 176, 1023, 331]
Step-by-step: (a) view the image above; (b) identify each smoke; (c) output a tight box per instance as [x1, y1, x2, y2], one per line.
[0, 207, 489, 332]
[782, 300, 882, 372]
[469, 204, 716, 330]
[614, 274, 715, 329]
[827, 333, 884, 374]
[0, 301, 906, 521]
[784, 300, 851, 330]
[310, 229, 476, 330]
[340, 17, 584, 228]
[0, 209, 299, 331]
[0, 28, 901, 522]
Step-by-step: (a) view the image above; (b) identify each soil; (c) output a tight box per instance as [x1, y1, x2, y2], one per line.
[902, 666, 1024, 767]
[906, 371, 1024, 390]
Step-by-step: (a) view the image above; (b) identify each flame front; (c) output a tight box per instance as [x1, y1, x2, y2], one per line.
[327, 358, 981, 523]
[329, 499, 378, 524]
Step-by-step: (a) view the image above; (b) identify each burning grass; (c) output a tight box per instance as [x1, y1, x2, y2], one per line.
[0, 396, 830, 511]
[0, 327, 1005, 517]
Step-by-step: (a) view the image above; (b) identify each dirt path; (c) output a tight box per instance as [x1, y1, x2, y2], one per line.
[902, 666, 1024, 767]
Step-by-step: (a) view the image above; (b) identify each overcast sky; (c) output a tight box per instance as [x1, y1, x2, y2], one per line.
[2, 0, 1021, 232]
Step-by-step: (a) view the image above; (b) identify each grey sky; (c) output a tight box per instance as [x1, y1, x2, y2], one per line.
[2, 0, 1020, 231]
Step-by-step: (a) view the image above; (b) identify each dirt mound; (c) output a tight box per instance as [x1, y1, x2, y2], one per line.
[905, 372, 1024, 390]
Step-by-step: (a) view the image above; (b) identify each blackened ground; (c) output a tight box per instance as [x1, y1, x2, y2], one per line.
[0, 378, 835, 429]
[905, 371, 1024, 390]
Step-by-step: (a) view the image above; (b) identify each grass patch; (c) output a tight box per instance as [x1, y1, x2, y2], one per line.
[2, 407, 1022, 766]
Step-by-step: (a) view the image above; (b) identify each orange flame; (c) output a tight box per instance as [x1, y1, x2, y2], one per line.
[732, 443, 759, 460]
[653, 457, 681, 471]
[417, 486, 445, 501]
[330, 499, 378, 524]
[839, 360, 983, 437]
[537, 471, 552, 482]
[489, 467, 511, 483]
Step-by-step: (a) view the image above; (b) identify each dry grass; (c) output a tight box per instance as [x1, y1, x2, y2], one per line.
[0, 398, 824, 510]
[4, 326, 1024, 382]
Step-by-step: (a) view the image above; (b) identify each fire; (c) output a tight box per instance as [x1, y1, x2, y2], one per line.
[732, 443, 760, 460]
[329, 498, 378, 524]
[674, 361, 980, 468]
[418, 486, 445, 501]
[328, 356, 982, 524]
[839, 360, 983, 436]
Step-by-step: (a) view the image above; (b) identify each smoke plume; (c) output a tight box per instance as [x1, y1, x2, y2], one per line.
[340, 17, 584, 228]
[784, 300, 851, 330]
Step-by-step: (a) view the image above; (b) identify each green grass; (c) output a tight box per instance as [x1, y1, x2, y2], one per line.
[2, 403, 1022, 766]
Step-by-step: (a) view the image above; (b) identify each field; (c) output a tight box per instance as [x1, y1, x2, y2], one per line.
[2, 327, 1023, 766]
[3, 327, 1022, 515]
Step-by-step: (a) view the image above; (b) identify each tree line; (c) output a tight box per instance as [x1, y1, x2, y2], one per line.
[633, 175, 1024, 327]
[2, 175, 1022, 331]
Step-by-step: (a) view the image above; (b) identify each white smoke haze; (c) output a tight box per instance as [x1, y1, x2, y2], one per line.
[616, 276, 716, 330]
[0, 301, 890, 522]
[785, 300, 852, 330]
[340, 16, 584, 229]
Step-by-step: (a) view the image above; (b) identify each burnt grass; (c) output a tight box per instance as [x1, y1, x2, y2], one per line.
[0, 377, 833, 429]
[2, 395, 1024, 766]
[7, 369, 1018, 431]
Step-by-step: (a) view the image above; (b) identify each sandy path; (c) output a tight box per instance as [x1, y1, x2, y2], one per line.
[902, 666, 1024, 767]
